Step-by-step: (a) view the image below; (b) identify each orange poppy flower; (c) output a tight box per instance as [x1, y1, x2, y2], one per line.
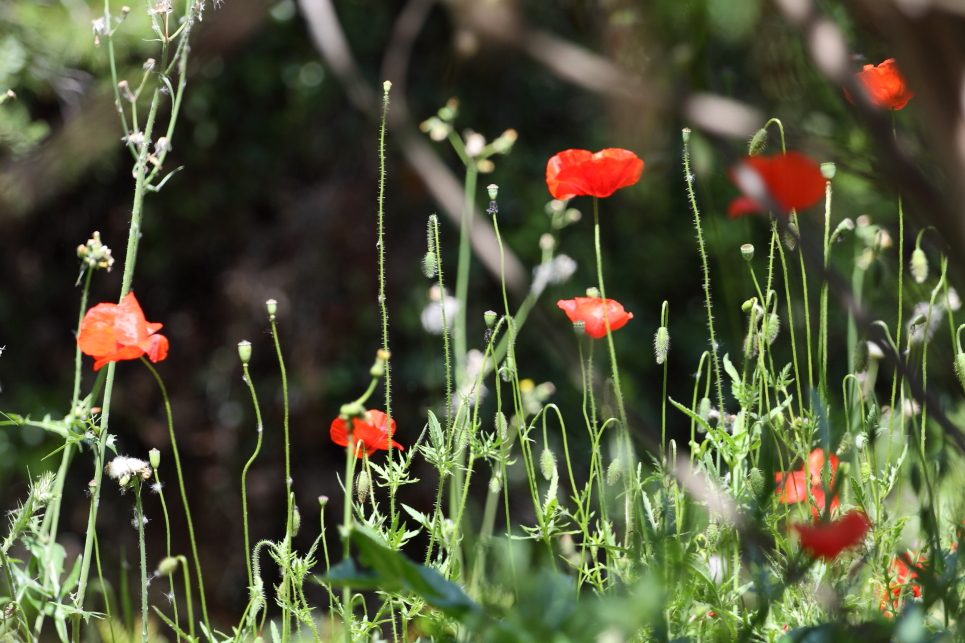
[845, 59, 914, 110]
[727, 152, 826, 217]
[330, 409, 403, 458]
[793, 510, 871, 560]
[77, 292, 169, 371]
[557, 297, 634, 339]
[776, 449, 840, 517]
[879, 553, 922, 614]
[545, 149, 644, 201]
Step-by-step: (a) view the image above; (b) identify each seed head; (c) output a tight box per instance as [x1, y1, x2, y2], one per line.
[572, 320, 585, 337]
[238, 340, 252, 365]
[265, 299, 277, 318]
[585, 287, 600, 299]
[820, 162, 836, 180]
[355, 470, 371, 503]
[149, 448, 161, 469]
[740, 244, 754, 261]
[484, 310, 497, 328]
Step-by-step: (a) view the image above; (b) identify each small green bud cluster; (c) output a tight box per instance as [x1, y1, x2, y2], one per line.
[77, 231, 115, 272]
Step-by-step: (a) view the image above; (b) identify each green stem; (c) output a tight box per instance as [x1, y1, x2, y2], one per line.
[241, 362, 265, 589]
[134, 480, 148, 643]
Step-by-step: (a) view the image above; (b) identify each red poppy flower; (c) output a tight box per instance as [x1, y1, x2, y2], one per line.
[845, 59, 914, 110]
[330, 409, 403, 458]
[793, 510, 871, 560]
[775, 450, 840, 517]
[727, 152, 826, 217]
[77, 292, 169, 371]
[879, 553, 922, 614]
[545, 149, 644, 201]
[557, 297, 634, 339]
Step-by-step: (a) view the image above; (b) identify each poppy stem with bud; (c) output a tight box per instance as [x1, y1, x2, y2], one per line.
[239, 348, 265, 591]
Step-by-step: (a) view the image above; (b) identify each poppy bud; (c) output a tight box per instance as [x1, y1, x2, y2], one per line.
[955, 353, 965, 393]
[422, 251, 437, 278]
[748, 468, 764, 497]
[654, 327, 670, 364]
[784, 222, 799, 251]
[820, 162, 836, 180]
[740, 244, 754, 261]
[266, 299, 277, 319]
[356, 470, 371, 503]
[747, 128, 768, 156]
[149, 448, 160, 470]
[157, 556, 179, 577]
[698, 398, 711, 424]
[682, 127, 691, 143]
[489, 474, 502, 494]
[500, 356, 515, 382]
[487, 184, 499, 201]
[238, 340, 252, 365]
[585, 287, 600, 299]
[495, 412, 508, 441]
[763, 313, 780, 345]
[741, 298, 756, 313]
[606, 458, 623, 486]
[910, 248, 928, 284]
[572, 320, 586, 337]
[291, 505, 301, 536]
[484, 310, 497, 328]
[540, 448, 557, 481]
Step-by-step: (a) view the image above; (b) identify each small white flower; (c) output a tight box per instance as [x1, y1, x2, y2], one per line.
[92, 18, 106, 35]
[464, 131, 486, 158]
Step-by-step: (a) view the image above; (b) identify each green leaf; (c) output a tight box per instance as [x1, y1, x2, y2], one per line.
[319, 525, 483, 622]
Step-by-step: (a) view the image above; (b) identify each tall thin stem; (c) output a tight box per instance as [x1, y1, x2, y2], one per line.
[241, 362, 265, 589]
[134, 480, 148, 643]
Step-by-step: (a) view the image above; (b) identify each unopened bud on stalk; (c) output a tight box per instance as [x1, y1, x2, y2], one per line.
[500, 356, 515, 382]
[356, 470, 371, 503]
[741, 298, 756, 313]
[157, 557, 179, 577]
[654, 327, 670, 364]
[238, 340, 252, 364]
[859, 461, 872, 483]
[763, 313, 780, 345]
[585, 287, 600, 299]
[291, 505, 301, 536]
[572, 320, 585, 337]
[495, 412, 508, 441]
[266, 299, 277, 319]
[422, 251, 437, 278]
[820, 162, 836, 180]
[909, 313, 927, 331]
[704, 522, 719, 547]
[955, 353, 965, 393]
[747, 128, 768, 156]
[489, 474, 502, 494]
[149, 448, 161, 470]
[606, 458, 623, 486]
[748, 468, 764, 496]
[698, 398, 711, 423]
[540, 448, 557, 481]
[681, 127, 691, 143]
[487, 184, 499, 201]
[911, 247, 928, 284]
[484, 310, 497, 328]
[740, 244, 754, 261]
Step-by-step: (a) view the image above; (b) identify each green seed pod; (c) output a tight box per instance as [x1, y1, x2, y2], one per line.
[585, 287, 600, 299]
[747, 128, 768, 156]
[682, 127, 691, 143]
[265, 299, 278, 318]
[572, 320, 586, 337]
[422, 251, 438, 278]
[355, 470, 371, 503]
[495, 412, 508, 442]
[704, 522, 720, 547]
[149, 448, 161, 470]
[859, 461, 872, 483]
[654, 327, 670, 364]
[484, 310, 497, 328]
[606, 458, 623, 486]
[955, 353, 965, 393]
[740, 244, 755, 261]
[489, 474, 502, 494]
[763, 313, 780, 345]
[911, 248, 928, 284]
[820, 162, 836, 180]
[748, 468, 764, 497]
[540, 448, 557, 481]
[157, 556, 179, 577]
[237, 340, 252, 365]
[487, 184, 499, 201]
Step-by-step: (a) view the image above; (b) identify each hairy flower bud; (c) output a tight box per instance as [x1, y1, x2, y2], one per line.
[654, 327, 670, 364]
[540, 448, 557, 481]
[356, 470, 371, 503]
[784, 222, 799, 251]
[704, 522, 719, 547]
[853, 340, 870, 373]
[238, 340, 252, 365]
[748, 468, 764, 497]
[747, 128, 767, 156]
[859, 461, 872, 483]
[157, 556, 179, 577]
[495, 412, 508, 442]
[291, 505, 301, 537]
[910, 248, 928, 284]
[697, 398, 712, 425]
[762, 313, 780, 345]
[489, 474, 502, 494]
[606, 458, 623, 486]
[422, 251, 437, 278]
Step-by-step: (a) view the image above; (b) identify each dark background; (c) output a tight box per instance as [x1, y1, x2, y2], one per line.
[2, 0, 964, 625]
